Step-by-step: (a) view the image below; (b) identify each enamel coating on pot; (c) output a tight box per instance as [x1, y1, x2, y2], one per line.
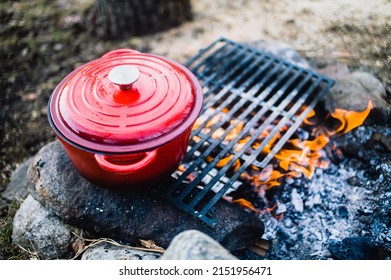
[55, 127, 192, 190]
[49, 49, 203, 154]
[48, 48, 203, 190]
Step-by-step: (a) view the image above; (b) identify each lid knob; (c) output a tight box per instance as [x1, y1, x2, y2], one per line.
[108, 65, 140, 90]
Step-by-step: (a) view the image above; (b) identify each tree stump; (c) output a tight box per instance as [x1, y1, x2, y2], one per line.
[91, 0, 193, 39]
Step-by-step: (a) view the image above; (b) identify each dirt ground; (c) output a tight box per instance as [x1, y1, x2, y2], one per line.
[1, 0, 390, 259]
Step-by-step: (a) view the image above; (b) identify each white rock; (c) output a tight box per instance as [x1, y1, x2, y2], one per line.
[291, 189, 304, 213]
[161, 230, 237, 260]
[12, 195, 73, 259]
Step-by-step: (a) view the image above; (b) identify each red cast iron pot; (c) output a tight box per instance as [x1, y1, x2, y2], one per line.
[48, 49, 203, 190]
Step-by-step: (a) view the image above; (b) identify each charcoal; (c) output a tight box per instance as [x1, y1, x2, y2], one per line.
[26, 141, 264, 252]
[329, 237, 389, 260]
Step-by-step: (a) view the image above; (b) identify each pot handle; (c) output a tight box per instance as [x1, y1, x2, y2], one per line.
[94, 150, 157, 175]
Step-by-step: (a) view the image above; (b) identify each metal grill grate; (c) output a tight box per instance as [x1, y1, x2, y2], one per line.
[154, 38, 335, 227]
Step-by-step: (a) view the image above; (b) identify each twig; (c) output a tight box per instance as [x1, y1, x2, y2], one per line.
[16, 244, 40, 260]
[71, 231, 165, 259]
[247, 238, 270, 257]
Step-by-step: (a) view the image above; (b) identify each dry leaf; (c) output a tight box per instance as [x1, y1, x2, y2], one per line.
[71, 238, 86, 255]
[140, 239, 165, 251]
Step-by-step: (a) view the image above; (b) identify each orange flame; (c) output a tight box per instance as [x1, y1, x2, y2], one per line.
[191, 100, 373, 215]
[232, 198, 258, 212]
[274, 134, 330, 179]
[330, 100, 373, 135]
[230, 198, 279, 215]
[303, 109, 316, 125]
[268, 101, 373, 180]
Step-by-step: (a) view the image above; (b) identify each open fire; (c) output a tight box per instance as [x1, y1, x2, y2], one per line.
[158, 38, 337, 226]
[202, 100, 374, 216]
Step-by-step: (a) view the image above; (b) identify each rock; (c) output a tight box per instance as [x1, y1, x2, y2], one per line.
[317, 63, 350, 80]
[161, 230, 237, 260]
[81, 242, 161, 260]
[27, 141, 264, 252]
[291, 188, 303, 212]
[244, 40, 312, 70]
[12, 195, 73, 259]
[329, 236, 389, 260]
[323, 71, 390, 124]
[2, 157, 34, 202]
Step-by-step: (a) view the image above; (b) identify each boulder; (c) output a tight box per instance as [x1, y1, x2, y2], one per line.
[12, 195, 73, 259]
[26, 141, 264, 252]
[323, 71, 390, 123]
[2, 157, 34, 202]
[161, 230, 237, 260]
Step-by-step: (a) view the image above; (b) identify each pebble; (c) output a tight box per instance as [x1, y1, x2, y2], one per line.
[276, 203, 287, 215]
[291, 189, 304, 213]
[283, 217, 294, 228]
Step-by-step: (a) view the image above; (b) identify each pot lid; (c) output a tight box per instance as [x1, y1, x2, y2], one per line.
[49, 49, 203, 153]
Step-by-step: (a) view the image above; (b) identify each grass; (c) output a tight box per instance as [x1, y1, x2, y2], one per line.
[0, 201, 30, 259]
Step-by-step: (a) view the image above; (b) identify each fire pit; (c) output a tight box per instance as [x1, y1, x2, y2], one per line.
[8, 37, 390, 260]
[155, 38, 335, 226]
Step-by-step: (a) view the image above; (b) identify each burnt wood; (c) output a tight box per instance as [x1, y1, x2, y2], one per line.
[26, 141, 264, 251]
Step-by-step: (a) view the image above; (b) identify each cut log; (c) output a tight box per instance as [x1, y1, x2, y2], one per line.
[90, 0, 193, 39]
[26, 141, 264, 252]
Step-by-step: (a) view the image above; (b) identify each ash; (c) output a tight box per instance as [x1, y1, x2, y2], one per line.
[260, 125, 391, 260]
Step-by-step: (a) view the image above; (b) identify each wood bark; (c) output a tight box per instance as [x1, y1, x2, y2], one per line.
[91, 0, 192, 39]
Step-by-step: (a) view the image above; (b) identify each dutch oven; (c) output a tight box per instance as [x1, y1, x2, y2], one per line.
[48, 49, 203, 190]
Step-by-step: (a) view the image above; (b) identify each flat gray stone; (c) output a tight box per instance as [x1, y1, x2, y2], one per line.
[324, 71, 390, 123]
[12, 195, 73, 259]
[2, 157, 34, 202]
[27, 141, 264, 252]
[161, 230, 237, 260]
[81, 242, 161, 260]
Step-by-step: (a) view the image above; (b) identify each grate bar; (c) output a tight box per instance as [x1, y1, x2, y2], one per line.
[188, 69, 309, 211]
[192, 52, 261, 111]
[194, 45, 251, 87]
[172, 58, 282, 189]
[198, 78, 327, 219]
[258, 77, 334, 167]
[189, 53, 272, 140]
[185, 66, 303, 208]
[156, 38, 335, 226]
[205, 75, 321, 200]
[185, 57, 279, 162]
[171, 62, 294, 200]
